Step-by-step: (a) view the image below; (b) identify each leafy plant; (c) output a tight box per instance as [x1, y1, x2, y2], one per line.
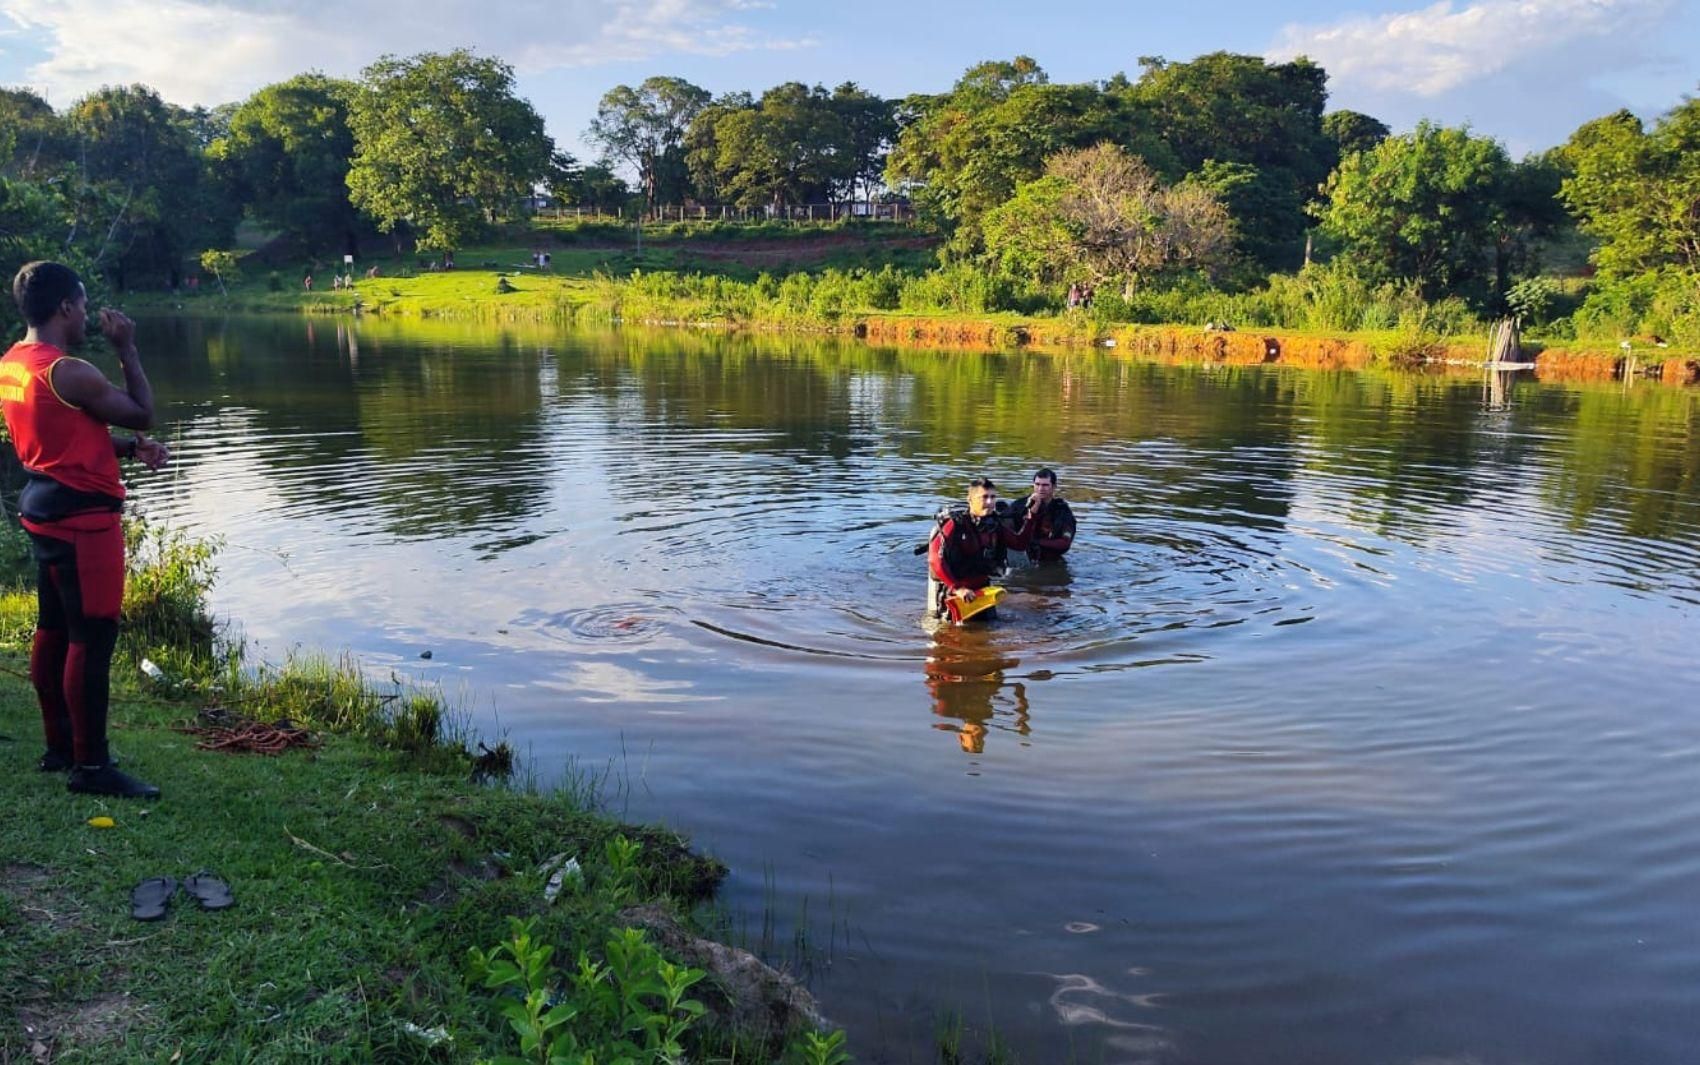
[469, 918, 708, 1065]
[787, 1028, 852, 1065]
[1506, 276, 1560, 325]
[603, 833, 644, 905]
[469, 917, 583, 1065]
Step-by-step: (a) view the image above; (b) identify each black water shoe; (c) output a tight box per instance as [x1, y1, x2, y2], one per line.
[38, 749, 73, 772]
[68, 764, 160, 800]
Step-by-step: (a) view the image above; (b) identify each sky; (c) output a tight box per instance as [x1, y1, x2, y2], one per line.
[1, 0, 1696, 163]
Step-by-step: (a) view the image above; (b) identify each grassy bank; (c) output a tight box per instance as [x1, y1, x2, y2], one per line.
[0, 519, 840, 1063]
[116, 221, 1697, 382]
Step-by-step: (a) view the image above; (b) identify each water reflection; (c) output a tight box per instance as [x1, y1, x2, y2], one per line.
[924, 631, 1030, 755]
[125, 315, 1700, 1065]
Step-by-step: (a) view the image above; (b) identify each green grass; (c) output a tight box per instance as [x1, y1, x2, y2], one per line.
[0, 653, 735, 1062]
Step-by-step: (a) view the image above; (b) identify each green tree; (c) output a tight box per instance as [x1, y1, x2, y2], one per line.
[587, 76, 711, 213]
[982, 143, 1233, 293]
[65, 85, 223, 288]
[198, 248, 239, 294]
[693, 82, 864, 210]
[212, 74, 362, 255]
[545, 152, 629, 209]
[1191, 160, 1302, 276]
[1560, 101, 1700, 275]
[886, 57, 1158, 252]
[0, 88, 70, 179]
[1317, 122, 1514, 302]
[1322, 110, 1391, 164]
[829, 82, 896, 202]
[682, 92, 753, 202]
[1122, 52, 1333, 271]
[347, 50, 553, 253]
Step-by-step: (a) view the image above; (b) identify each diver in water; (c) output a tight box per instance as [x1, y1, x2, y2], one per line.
[1007, 467, 1076, 562]
[926, 477, 1035, 622]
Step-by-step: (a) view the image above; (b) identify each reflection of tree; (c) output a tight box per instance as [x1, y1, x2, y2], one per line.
[923, 632, 1031, 755]
[1277, 370, 1494, 540]
[1542, 385, 1700, 541]
[138, 316, 554, 539]
[136, 314, 1700, 566]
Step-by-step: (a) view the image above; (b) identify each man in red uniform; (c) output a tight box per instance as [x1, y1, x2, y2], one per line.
[2, 261, 169, 798]
[1008, 467, 1077, 562]
[927, 478, 1035, 622]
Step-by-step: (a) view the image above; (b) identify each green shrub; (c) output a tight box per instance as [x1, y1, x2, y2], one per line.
[469, 917, 709, 1065]
[122, 516, 220, 661]
[1569, 271, 1700, 345]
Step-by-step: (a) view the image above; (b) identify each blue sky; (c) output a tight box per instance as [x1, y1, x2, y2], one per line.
[2, 0, 1696, 162]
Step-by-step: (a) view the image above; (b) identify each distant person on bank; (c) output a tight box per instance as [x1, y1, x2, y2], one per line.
[1008, 467, 1076, 562]
[1, 261, 170, 799]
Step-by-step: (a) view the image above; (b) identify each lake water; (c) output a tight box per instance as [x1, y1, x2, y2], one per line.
[134, 315, 1699, 1064]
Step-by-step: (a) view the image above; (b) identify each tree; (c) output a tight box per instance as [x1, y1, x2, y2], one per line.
[1191, 160, 1302, 276]
[982, 143, 1233, 292]
[545, 152, 630, 210]
[587, 77, 710, 213]
[347, 50, 553, 253]
[1316, 122, 1513, 302]
[1322, 110, 1391, 164]
[886, 58, 1158, 252]
[829, 83, 895, 202]
[1123, 52, 1333, 271]
[198, 248, 239, 294]
[212, 74, 362, 254]
[682, 92, 753, 202]
[691, 82, 869, 210]
[66, 85, 217, 287]
[0, 88, 70, 179]
[1560, 101, 1700, 276]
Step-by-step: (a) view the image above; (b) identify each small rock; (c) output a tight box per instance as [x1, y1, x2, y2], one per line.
[419, 650, 433, 660]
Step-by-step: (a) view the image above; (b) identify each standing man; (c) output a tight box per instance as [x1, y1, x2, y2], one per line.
[927, 477, 1033, 622]
[1009, 467, 1076, 562]
[2, 261, 170, 798]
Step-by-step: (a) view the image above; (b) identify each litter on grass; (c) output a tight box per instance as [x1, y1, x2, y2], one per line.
[538, 853, 583, 903]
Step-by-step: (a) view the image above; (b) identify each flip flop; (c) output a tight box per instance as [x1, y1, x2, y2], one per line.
[131, 876, 177, 921]
[183, 872, 234, 911]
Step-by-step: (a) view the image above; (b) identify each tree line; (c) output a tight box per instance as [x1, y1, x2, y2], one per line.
[3, 48, 1698, 342]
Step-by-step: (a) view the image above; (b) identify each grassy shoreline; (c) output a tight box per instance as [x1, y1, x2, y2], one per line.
[120, 263, 1699, 385]
[0, 522, 831, 1063]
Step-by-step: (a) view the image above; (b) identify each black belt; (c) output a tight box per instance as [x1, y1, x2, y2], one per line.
[18, 470, 123, 523]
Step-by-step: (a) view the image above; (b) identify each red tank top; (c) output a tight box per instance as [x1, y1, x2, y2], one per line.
[0, 341, 125, 500]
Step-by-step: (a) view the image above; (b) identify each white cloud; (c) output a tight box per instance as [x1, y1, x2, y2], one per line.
[1267, 0, 1685, 152]
[1270, 0, 1673, 97]
[0, 0, 810, 107]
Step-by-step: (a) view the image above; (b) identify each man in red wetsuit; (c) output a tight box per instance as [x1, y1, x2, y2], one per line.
[2, 261, 169, 798]
[927, 477, 1035, 621]
[1008, 467, 1077, 562]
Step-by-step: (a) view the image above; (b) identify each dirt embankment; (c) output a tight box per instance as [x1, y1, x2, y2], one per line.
[573, 232, 940, 268]
[848, 317, 1693, 384]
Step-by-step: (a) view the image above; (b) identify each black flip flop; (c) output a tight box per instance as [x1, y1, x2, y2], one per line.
[183, 872, 234, 911]
[131, 876, 177, 921]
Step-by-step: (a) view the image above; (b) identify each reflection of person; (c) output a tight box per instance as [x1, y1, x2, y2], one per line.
[1, 262, 171, 799]
[1008, 467, 1077, 562]
[924, 644, 1032, 754]
[927, 477, 1033, 621]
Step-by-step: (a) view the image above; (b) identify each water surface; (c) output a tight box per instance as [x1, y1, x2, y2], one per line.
[135, 316, 1700, 1064]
